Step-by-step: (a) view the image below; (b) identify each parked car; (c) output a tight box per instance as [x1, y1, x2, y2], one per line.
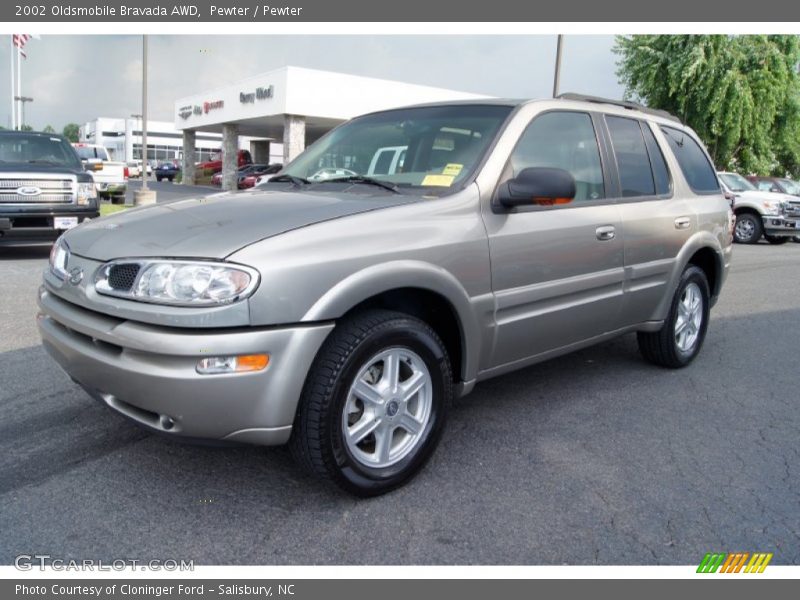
[126, 160, 152, 178]
[155, 162, 180, 182]
[746, 176, 800, 197]
[73, 143, 127, 202]
[718, 172, 800, 244]
[240, 164, 282, 189]
[0, 130, 98, 246]
[37, 96, 731, 495]
[197, 149, 252, 174]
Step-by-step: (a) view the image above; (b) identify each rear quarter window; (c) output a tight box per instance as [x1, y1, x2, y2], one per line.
[660, 126, 720, 194]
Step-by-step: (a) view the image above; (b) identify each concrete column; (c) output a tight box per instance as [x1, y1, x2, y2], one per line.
[222, 123, 239, 192]
[181, 130, 196, 186]
[282, 115, 306, 164]
[251, 140, 271, 164]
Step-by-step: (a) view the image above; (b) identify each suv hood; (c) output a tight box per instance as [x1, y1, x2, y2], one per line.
[735, 190, 793, 203]
[66, 189, 415, 260]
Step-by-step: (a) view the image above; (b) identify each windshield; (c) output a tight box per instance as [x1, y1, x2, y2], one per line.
[74, 146, 110, 161]
[0, 133, 82, 168]
[779, 178, 800, 195]
[279, 104, 513, 194]
[719, 173, 756, 192]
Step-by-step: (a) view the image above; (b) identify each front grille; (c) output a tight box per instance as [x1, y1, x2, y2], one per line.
[0, 178, 74, 204]
[785, 202, 800, 218]
[107, 264, 141, 291]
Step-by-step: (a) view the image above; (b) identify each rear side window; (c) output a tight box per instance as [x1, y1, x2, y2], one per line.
[606, 116, 655, 197]
[660, 126, 719, 193]
[641, 123, 671, 195]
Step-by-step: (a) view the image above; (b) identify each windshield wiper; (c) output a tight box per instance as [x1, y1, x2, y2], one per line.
[268, 174, 309, 186]
[327, 175, 400, 193]
[27, 160, 58, 165]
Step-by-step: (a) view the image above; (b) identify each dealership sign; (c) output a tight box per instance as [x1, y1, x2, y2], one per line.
[240, 85, 274, 104]
[178, 104, 207, 119]
[203, 100, 224, 113]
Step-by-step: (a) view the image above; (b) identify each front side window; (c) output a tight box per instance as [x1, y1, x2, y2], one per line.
[280, 104, 513, 196]
[508, 111, 605, 202]
[660, 126, 719, 194]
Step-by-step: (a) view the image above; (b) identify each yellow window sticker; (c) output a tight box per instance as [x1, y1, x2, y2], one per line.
[421, 174, 455, 187]
[442, 163, 463, 177]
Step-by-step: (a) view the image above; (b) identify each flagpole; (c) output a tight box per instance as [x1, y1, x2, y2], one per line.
[9, 36, 16, 129]
[16, 40, 21, 130]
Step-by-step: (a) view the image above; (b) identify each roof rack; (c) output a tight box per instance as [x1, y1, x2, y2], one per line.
[557, 93, 682, 124]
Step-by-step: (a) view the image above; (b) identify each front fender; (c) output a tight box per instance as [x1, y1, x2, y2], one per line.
[302, 260, 488, 384]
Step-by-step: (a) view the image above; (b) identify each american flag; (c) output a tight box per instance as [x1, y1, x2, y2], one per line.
[13, 34, 31, 59]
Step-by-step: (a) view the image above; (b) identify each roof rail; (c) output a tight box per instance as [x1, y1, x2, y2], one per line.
[557, 93, 682, 124]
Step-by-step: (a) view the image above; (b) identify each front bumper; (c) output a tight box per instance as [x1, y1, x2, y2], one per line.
[0, 212, 97, 245]
[37, 289, 333, 446]
[95, 182, 127, 195]
[763, 214, 799, 236]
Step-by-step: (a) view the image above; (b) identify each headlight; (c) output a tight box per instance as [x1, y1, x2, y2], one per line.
[94, 260, 259, 306]
[762, 199, 783, 215]
[49, 237, 69, 279]
[76, 182, 97, 206]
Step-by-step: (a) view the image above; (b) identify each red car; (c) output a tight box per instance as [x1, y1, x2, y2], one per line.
[197, 149, 252, 174]
[240, 164, 283, 189]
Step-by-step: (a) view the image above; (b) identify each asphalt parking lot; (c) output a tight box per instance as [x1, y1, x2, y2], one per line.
[0, 195, 798, 564]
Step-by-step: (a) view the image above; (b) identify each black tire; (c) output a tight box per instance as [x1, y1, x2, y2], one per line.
[637, 265, 710, 369]
[733, 213, 763, 244]
[289, 309, 452, 497]
[765, 235, 790, 245]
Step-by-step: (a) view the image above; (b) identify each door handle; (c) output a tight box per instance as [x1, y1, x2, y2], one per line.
[674, 216, 692, 230]
[596, 225, 616, 241]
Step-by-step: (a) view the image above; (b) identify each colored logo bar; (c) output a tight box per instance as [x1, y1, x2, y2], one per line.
[697, 552, 773, 573]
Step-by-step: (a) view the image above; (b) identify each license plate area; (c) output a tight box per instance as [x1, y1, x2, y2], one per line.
[54, 217, 79, 230]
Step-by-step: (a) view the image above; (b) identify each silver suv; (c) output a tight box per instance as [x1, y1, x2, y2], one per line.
[37, 96, 732, 496]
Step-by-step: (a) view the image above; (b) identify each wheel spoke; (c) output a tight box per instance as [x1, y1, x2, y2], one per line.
[382, 352, 401, 392]
[399, 370, 426, 403]
[399, 412, 423, 435]
[353, 379, 384, 406]
[347, 415, 380, 444]
[675, 316, 689, 335]
[376, 426, 393, 463]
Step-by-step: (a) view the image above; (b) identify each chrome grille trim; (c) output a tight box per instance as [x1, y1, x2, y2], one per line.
[0, 172, 77, 205]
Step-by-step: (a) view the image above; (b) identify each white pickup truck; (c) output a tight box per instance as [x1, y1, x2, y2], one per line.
[73, 143, 128, 202]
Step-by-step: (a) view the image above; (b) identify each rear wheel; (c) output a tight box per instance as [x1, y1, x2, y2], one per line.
[638, 265, 710, 369]
[290, 309, 452, 496]
[733, 213, 763, 244]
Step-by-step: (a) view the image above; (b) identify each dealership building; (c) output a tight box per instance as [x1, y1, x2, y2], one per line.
[174, 66, 489, 190]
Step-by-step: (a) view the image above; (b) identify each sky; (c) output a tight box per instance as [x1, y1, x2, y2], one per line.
[0, 35, 625, 131]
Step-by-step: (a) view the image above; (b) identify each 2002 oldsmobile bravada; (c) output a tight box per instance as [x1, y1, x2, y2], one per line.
[38, 95, 732, 496]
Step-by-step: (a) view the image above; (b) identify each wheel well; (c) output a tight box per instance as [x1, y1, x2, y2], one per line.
[688, 247, 720, 298]
[342, 288, 464, 384]
[734, 207, 761, 218]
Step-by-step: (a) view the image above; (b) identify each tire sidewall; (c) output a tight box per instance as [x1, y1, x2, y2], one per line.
[669, 267, 710, 366]
[326, 319, 451, 494]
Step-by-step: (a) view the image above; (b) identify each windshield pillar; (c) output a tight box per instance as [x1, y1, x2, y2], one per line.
[283, 114, 306, 164]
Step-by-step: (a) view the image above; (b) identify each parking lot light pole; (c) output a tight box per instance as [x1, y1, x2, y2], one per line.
[552, 35, 564, 98]
[14, 96, 32, 129]
[134, 35, 156, 206]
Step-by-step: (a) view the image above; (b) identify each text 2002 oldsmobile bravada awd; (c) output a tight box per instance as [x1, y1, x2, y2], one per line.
[38, 95, 733, 496]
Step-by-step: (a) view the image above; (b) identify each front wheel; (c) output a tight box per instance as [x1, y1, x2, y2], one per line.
[290, 309, 452, 496]
[637, 265, 710, 369]
[733, 213, 763, 244]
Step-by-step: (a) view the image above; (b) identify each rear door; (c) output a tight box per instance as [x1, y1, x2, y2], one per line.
[607, 118, 718, 325]
[482, 110, 625, 369]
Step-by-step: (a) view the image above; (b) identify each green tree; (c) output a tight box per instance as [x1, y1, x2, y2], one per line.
[62, 122, 80, 143]
[42, 124, 56, 133]
[20, 124, 33, 132]
[614, 35, 800, 177]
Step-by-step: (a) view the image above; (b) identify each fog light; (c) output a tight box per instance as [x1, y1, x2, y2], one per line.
[196, 354, 269, 374]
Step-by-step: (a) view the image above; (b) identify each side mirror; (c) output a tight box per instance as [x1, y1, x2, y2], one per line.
[497, 167, 576, 208]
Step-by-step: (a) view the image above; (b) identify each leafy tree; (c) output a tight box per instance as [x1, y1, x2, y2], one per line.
[62, 123, 80, 143]
[20, 124, 33, 132]
[42, 124, 56, 133]
[614, 35, 800, 177]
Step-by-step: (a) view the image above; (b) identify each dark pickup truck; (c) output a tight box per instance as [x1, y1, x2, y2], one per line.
[0, 130, 99, 246]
